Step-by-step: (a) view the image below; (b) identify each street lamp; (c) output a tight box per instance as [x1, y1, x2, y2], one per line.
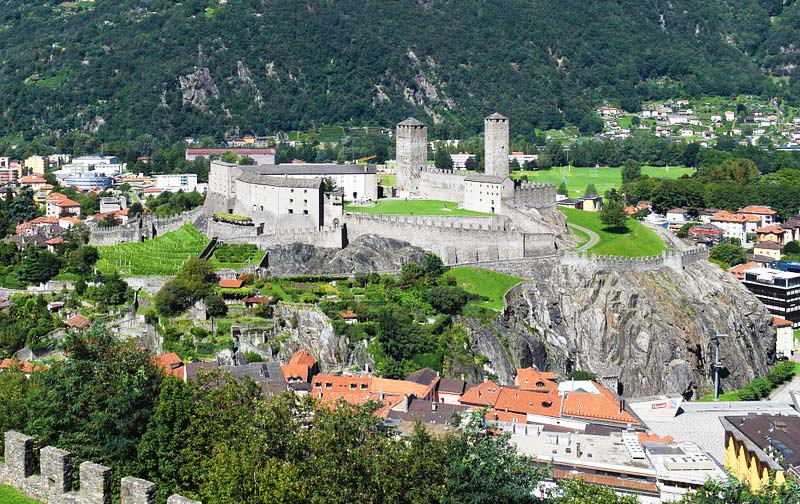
[712, 333, 727, 401]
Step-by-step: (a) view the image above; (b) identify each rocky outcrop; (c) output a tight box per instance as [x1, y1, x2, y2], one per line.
[467, 260, 775, 398]
[265, 235, 427, 276]
[273, 302, 373, 371]
[178, 68, 219, 111]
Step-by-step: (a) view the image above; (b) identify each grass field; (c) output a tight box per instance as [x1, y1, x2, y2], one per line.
[511, 166, 695, 198]
[96, 224, 209, 276]
[345, 200, 490, 216]
[0, 486, 41, 504]
[560, 208, 667, 257]
[445, 267, 524, 310]
[379, 174, 396, 186]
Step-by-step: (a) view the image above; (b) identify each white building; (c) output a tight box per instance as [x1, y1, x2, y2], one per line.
[242, 164, 378, 202]
[154, 173, 200, 193]
[450, 153, 475, 170]
[463, 174, 514, 214]
[509, 152, 537, 167]
[99, 196, 126, 214]
[666, 208, 687, 223]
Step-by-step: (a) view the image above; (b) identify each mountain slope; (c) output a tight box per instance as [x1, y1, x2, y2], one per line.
[0, 0, 796, 141]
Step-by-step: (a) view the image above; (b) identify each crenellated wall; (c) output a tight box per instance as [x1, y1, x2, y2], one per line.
[511, 182, 556, 211]
[0, 431, 201, 504]
[87, 208, 203, 245]
[214, 222, 345, 249]
[560, 246, 708, 272]
[413, 168, 465, 202]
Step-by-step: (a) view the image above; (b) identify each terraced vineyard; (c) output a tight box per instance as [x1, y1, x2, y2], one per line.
[95, 224, 208, 276]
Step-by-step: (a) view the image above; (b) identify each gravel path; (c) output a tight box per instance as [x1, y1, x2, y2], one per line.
[567, 222, 600, 251]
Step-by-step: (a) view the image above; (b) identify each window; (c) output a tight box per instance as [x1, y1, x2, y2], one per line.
[303, 210, 309, 215]
[289, 198, 293, 203]
[303, 199, 307, 204]
[288, 209, 294, 214]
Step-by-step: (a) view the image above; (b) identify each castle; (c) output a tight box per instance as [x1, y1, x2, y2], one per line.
[202, 114, 566, 265]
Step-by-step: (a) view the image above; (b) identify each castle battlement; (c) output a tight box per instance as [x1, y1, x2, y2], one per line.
[511, 182, 556, 210]
[419, 166, 464, 176]
[345, 212, 511, 232]
[0, 431, 202, 504]
[560, 246, 708, 272]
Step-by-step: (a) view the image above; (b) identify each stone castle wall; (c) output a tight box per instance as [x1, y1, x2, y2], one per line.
[511, 182, 556, 211]
[210, 220, 345, 249]
[560, 246, 708, 272]
[87, 208, 203, 245]
[414, 167, 465, 202]
[0, 431, 201, 504]
[484, 115, 509, 178]
[395, 122, 427, 191]
[343, 213, 546, 264]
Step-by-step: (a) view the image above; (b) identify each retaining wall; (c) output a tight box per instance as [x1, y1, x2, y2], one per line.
[87, 208, 203, 245]
[560, 246, 708, 272]
[0, 431, 201, 504]
[220, 224, 345, 250]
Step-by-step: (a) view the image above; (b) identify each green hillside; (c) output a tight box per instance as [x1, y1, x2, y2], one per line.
[0, 0, 797, 142]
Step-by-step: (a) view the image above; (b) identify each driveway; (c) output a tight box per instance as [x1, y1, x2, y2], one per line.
[567, 222, 599, 252]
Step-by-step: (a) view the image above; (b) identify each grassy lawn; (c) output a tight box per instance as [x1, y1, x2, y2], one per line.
[696, 391, 743, 402]
[569, 225, 590, 247]
[379, 174, 396, 186]
[345, 199, 490, 216]
[560, 208, 667, 257]
[511, 165, 695, 198]
[444, 267, 524, 310]
[96, 224, 209, 276]
[0, 486, 41, 504]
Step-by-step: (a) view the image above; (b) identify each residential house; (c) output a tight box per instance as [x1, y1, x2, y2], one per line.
[65, 314, 92, 330]
[738, 206, 778, 227]
[19, 174, 47, 191]
[340, 310, 359, 324]
[24, 155, 47, 175]
[579, 195, 603, 212]
[756, 226, 789, 246]
[752, 241, 783, 261]
[711, 211, 760, 243]
[666, 208, 688, 223]
[724, 111, 735, 122]
[688, 224, 725, 246]
[45, 193, 81, 218]
[280, 349, 319, 384]
[99, 196, 125, 214]
[437, 378, 468, 405]
[774, 317, 795, 358]
[0, 358, 42, 377]
[729, 261, 759, 280]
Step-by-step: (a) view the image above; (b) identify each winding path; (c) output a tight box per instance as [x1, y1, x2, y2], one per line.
[567, 222, 599, 252]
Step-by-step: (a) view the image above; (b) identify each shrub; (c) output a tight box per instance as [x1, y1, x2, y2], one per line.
[767, 361, 796, 386]
[738, 377, 772, 401]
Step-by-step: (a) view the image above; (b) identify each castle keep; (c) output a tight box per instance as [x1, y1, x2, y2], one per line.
[203, 113, 562, 265]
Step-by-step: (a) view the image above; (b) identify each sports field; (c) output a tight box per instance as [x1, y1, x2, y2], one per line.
[96, 224, 208, 276]
[444, 267, 524, 310]
[560, 208, 667, 257]
[345, 199, 490, 216]
[512, 166, 695, 198]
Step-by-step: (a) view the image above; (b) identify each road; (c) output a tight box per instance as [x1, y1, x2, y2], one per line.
[567, 222, 599, 251]
[769, 374, 800, 402]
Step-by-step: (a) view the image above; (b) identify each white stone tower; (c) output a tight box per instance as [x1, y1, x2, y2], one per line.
[484, 112, 509, 178]
[396, 117, 428, 191]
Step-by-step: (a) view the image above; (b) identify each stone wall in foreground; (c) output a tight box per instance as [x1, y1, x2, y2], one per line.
[0, 431, 201, 504]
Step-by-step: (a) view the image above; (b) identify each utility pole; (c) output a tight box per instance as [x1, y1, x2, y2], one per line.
[712, 333, 727, 401]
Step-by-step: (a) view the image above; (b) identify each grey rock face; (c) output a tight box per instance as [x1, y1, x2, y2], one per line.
[470, 260, 774, 397]
[178, 68, 219, 111]
[265, 234, 427, 276]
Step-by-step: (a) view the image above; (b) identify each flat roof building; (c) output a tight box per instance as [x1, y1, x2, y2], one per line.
[741, 267, 800, 327]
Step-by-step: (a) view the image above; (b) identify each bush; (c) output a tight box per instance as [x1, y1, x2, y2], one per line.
[738, 377, 772, 401]
[244, 350, 264, 363]
[767, 361, 795, 386]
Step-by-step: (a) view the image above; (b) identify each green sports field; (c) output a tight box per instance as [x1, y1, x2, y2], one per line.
[0, 486, 41, 504]
[512, 166, 695, 198]
[444, 267, 524, 310]
[345, 199, 490, 216]
[560, 208, 667, 257]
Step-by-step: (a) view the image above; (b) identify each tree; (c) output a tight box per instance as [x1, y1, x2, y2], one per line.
[67, 245, 99, 275]
[204, 292, 228, 317]
[464, 156, 477, 171]
[428, 286, 471, 315]
[557, 181, 568, 196]
[128, 202, 143, 218]
[682, 143, 701, 167]
[509, 158, 521, 172]
[18, 247, 59, 285]
[434, 148, 454, 170]
[443, 410, 543, 503]
[708, 243, 746, 268]
[221, 151, 238, 163]
[621, 158, 641, 183]
[238, 156, 256, 165]
[585, 183, 598, 196]
[550, 479, 639, 503]
[599, 198, 628, 232]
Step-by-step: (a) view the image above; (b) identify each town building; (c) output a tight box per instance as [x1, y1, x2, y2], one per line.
[0, 167, 20, 185]
[687, 224, 725, 246]
[45, 193, 81, 219]
[463, 174, 514, 214]
[711, 211, 760, 243]
[579, 195, 603, 212]
[738, 206, 778, 227]
[773, 316, 795, 358]
[99, 197, 126, 214]
[185, 148, 276, 164]
[450, 153, 475, 170]
[741, 267, 800, 327]
[62, 171, 113, 190]
[24, 155, 47, 175]
[666, 209, 688, 223]
[19, 174, 46, 190]
[752, 241, 783, 261]
[720, 414, 799, 490]
[154, 173, 200, 193]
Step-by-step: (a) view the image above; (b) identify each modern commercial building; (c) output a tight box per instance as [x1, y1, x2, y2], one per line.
[741, 267, 800, 327]
[62, 172, 113, 190]
[154, 173, 200, 193]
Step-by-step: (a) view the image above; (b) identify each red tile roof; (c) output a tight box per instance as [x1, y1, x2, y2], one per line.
[311, 374, 432, 399]
[493, 388, 562, 418]
[0, 358, 42, 374]
[459, 381, 503, 407]
[56, 198, 81, 207]
[712, 210, 761, 223]
[773, 316, 793, 327]
[561, 385, 639, 425]
[281, 349, 318, 383]
[340, 310, 358, 319]
[738, 206, 777, 215]
[187, 148, 276, 155]
[514, 367, 558, 392]
[219, 278, 244, 288]
[243, 295, 270, 304]
[153, 352, 184, 378]
[65, 314, 91, 328]
[45, 237, 66, 245]
[756, 226, 784, 234]
[19, 175, 47, 184]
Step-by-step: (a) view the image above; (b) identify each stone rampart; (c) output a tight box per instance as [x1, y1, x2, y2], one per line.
[414, 168, 465, 202]
[87, 208, 203, 245]
[344, 213, 529, 264]
[222, 224, 345, 250]
[0, 431, 201, 504]
[511, 182, 556, 211]
[560, 246, 708, 272]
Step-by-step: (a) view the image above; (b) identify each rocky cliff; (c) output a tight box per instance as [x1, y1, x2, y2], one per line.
[466, 260, 775, 397]
[265, 235, 427, 276]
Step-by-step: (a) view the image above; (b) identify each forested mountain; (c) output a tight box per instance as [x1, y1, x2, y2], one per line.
[0, 0, 799, 142]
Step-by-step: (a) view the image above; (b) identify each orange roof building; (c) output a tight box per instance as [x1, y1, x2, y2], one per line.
[153, 352, 185, 378]
[65, 314, 91, 329]
[561, 387, 639, 425]
[311, 373, 435, 402]
[219, 278, 244, 289]
[0, 358, 42, 374]
[281, 349, 318, 383]
[514, 367, 558, 392]
[729, 261, 758, 280]
[738, 206, 777, 216]
[459, 381, 503, 408]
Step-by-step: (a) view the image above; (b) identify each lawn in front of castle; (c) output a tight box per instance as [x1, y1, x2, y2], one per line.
[511, 165, 695, 198]
[444, 267, 524, 310]
[345, 199, 490, 216]
[560, 207, 667, 257]
[0, 485, 41, 504]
